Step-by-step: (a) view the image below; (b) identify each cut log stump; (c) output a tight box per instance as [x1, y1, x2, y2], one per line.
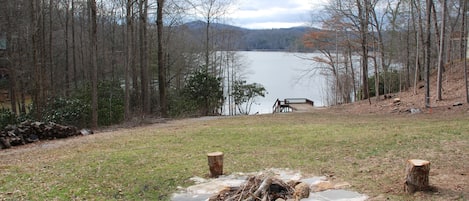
[207, 152, 224, 178]
[404, 159, 430, 193]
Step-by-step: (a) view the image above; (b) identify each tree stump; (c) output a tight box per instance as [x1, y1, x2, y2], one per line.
[207, 152, 224, 178]
[404, 159, 430, 193]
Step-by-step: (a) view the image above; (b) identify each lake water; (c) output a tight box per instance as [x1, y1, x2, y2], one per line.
[231, 51, 326, 114]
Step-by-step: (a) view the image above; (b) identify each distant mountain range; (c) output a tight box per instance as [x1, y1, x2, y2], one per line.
[181, 20, 319, 51]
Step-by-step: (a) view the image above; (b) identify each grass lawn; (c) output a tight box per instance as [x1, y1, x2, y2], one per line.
[0, 112, 468, 200]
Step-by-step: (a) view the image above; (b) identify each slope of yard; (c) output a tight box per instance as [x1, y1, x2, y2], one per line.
[0, 112, 468, 200]
[330, 60, 469, 115]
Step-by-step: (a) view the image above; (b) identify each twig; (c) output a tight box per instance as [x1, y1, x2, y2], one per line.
[244, 177, 272, 201]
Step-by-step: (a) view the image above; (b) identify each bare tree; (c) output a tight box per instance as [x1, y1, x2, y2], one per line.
[3, 2, 17, 114]
[302, 25, 354, 105]
[464, 0, 468, 103]
[157, 0, 168, 117]
[30, 0, 46, 119]
[412, 0, 429, 96]
[357, 0, 371, 101]
[89, 0, 98, 128]
[139, 0, 150, 115]
[436, 0, 447, 101]
[425, 0, 433, 108]
[186, 0, 233, 73]
[306, 0, 372, 104]
[124, 0, 133, 120]
[48, 0, 54, 96]
[72, 0, 78, 89]
[64, 0, 71, 95]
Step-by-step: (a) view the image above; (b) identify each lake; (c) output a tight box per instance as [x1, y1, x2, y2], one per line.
[229, 51, 326, 114]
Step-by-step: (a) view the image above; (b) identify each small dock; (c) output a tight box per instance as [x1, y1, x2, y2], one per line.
[272, 98, 315, 113]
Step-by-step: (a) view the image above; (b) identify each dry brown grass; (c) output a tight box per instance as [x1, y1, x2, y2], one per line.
[0, 111, 468, 200]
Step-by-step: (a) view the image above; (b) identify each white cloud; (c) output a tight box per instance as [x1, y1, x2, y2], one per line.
[227, 0, 327, 29]
[243, 22, 308, 30]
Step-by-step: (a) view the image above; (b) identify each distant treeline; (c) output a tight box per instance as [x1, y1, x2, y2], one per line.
[182, 20, 318, 51]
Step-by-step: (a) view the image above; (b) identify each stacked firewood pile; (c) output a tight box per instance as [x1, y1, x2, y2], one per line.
[208, 174, 310, 201]
[0, 121, 91, 149]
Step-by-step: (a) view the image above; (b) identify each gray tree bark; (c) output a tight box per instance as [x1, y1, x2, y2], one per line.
[436, 0, 447, 101]
[89, 0, 99, 128]
[425, 0, 433, 108]
[157, 0, 168, 117]
[139, 0, 150, 115]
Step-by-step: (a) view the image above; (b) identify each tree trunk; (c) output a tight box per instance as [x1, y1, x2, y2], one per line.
[357, 0, 370, 101]
[424, 0, 432, 108]
[370, 24, 379, 101]
[205, 18, 211, 72]
[110, 11, 117, 81]
[436, 0, 447, 101]
[65, 0, 70, 96]
[404, 159, 430, 193]
[5, 5, 17, 114]
[139, 0, 150, 115]
[411, 0, 419, 94]
[124, 0, 132, 120]
[371, 6, 387, 99]
[100, 6, 107, 80]
[72, 0, 78, 90]
[132, 19, 139, 108]
[462, 0, 468, 103]
[207, 152, 224, 178]
[413, 0, 426, 93]
[79, 5, 86, 82]
[349, 45, 357, 102]
[89, 0, 98, 128]
[31, 0, 43, 120]
[19, 80, 26, 114]
[431, 2, 440, 50]
[461, 0, 467, 60]
[373, 49, 380, 100]
[157, 0, 167, 117]
[406, 17, 411, 89]
[49, 0, 54, 96]
[464, 30, 469, 103]
[41, 0, 47, 99]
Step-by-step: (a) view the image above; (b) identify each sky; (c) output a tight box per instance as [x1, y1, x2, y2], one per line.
[227, 0, 328, 29]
